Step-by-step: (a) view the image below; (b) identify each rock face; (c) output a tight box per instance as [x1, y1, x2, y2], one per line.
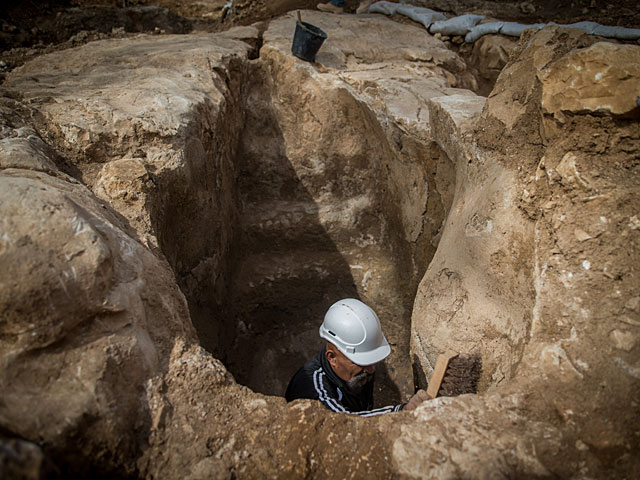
[0, 9, 639, 480]
[0, 137, 196, 476]
[468, 34, 518, 96]
[538, 41, 640, 116]
[4, 28, 258, 367]
[1, 29, 252, 476]
[505, 30, 640, 472]
[413, 25, 640, 476]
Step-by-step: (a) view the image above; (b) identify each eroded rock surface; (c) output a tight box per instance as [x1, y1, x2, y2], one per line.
[467, 33, 518, 96]
[412, 25, 640, 476]
[0, 9, 638, 480]
[539, 41, 640, 116]
[1, 27, 252, 477]
[0, 147, 195, 477]
[3, 28, 259, 365]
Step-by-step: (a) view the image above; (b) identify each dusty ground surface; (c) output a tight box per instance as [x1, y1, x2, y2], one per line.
[1, 1, 639, 480]
[2, 0, 639, 79]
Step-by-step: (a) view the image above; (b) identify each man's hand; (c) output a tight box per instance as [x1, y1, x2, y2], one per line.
[403, 389, 431, 411]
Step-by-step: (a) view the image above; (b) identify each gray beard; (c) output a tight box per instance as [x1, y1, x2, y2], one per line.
[345, 371, 374, 394]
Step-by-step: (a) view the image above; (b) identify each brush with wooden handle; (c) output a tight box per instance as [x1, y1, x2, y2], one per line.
[426, 349, 481, 399]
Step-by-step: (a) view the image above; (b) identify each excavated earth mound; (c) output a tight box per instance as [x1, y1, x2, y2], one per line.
[0, 8, 639, 480]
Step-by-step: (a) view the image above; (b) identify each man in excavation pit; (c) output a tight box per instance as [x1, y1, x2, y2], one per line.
[285, 298, 429, 415]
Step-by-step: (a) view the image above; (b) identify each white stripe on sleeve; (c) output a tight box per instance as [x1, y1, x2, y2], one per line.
[312, 368, 404, 416]
[313, 368, 347, 413]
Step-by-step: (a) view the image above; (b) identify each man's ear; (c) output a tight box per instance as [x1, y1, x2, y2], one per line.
[326, 349, 336, 366]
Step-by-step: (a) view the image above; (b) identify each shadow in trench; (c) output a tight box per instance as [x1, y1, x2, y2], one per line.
[149, 59, 428, 408]
[216, 64, 404, 406]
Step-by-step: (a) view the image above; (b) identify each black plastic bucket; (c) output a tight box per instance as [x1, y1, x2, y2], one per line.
[291, 21, 328, 62]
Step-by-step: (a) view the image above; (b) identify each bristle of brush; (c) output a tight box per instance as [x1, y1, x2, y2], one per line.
[437, 354, 482, 397]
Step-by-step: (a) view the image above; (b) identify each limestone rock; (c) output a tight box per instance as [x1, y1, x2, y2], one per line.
[478, 26, 597, 154]
[412, 24, 640, 477]
[265, 10, 465, 71]
[392, 393, 560, 479]
[94, 157, 156, 247]
[0, 131, 59, 176]
[427, 93, 486, 163]
[5, 31, 255, 182]
[539, 41, 640, 116]
[139, 339, 399, 479]
[412, 91, 534, 392]
[0, 166, 195, 475]
[4, 28, 258, 355]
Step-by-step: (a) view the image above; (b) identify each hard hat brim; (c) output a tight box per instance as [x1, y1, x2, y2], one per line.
[342, 336, 391, 366]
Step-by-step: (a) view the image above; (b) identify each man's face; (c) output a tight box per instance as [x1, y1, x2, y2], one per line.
[326, 345, 376, 393]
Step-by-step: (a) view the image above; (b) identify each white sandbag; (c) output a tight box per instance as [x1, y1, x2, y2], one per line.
[396, 5, 446, 29]
[429, 14, 484, 36]
[565, 21, 640, 40]
[590, 24, 640, 40]
[499, 22, 545, 37]
[414, 12, 447, 30]
[567, 21, 600, 34]
[420, 14, 444, 30]
[464, 22, 504, 43]
[395, 5, 436, 20]
[371, 2, 640, 43]
[369, 1, 400, 15]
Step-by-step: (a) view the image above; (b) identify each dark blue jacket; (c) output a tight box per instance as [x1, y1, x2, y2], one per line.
[285, 350, 404, 416]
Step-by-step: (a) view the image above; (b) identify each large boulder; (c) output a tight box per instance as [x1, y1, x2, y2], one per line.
[0, 27, 255, 476]
[0, 160, 195, 476]
[3, 27, 258, 357]
[538, 41, 640, 116]
[412, 25, 640, 476]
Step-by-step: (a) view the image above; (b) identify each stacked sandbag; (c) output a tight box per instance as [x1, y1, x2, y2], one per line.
[429, 14, 485, 36]
[367, 1, 640, 43]
[396, 5, 446, 30]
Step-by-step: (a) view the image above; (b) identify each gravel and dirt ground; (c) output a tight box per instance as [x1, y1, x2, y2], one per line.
[2, 0, 639, 82]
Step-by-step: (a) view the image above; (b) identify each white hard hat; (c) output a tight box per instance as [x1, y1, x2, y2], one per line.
[319, 298, 390, 366]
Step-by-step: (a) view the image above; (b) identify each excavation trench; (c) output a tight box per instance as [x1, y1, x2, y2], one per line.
[9, 13, 477, 410]
[158, 50, 457, 406]
[12, 14, 473, 407]
[4, 12, 640, 478]
[127, 13, 506, 406]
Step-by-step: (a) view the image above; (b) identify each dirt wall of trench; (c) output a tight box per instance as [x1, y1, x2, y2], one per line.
[221, 11, 468, 403]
